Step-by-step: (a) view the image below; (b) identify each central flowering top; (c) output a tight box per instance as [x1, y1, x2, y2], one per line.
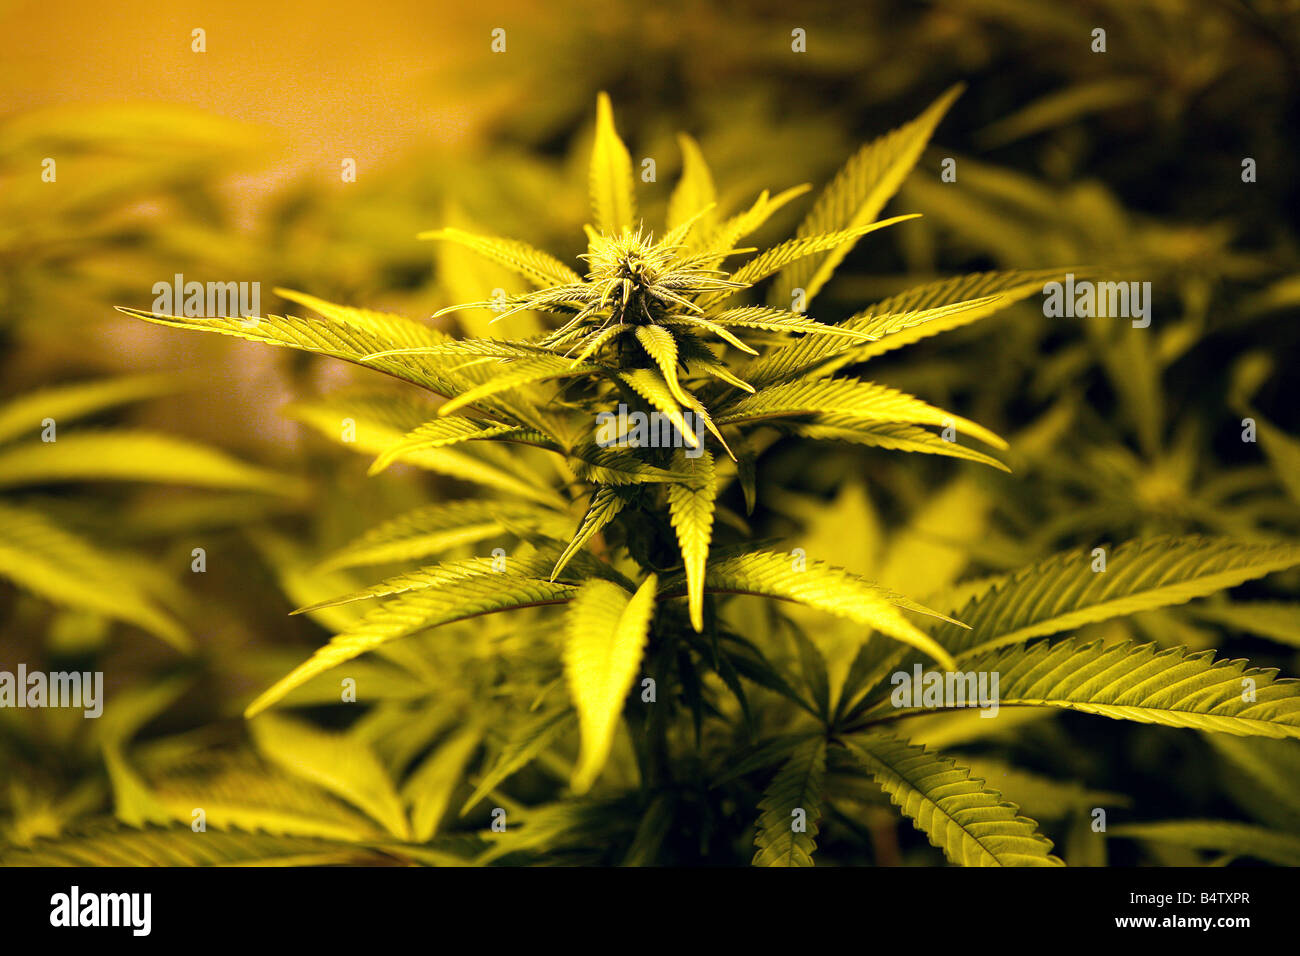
[535, 225, 747, 351]
[416, 208, 887, 467]
[578, 227, 732, 327]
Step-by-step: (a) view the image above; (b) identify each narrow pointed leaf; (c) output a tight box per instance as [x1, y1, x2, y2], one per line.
[933, 537, 1300, 660]
[667, 449, 717, 631]
[873, 638, 1300, 739]
[461, 709, 576, 815]
[751, 737, 827, 867]
[552, 487, 626, 580]
[843, 734, 1062, 866]
[0, 374, 179, 446]
[0, 501, 188, 650]
[0, 431, 300, 494]
[633, 325, 692, 406]
[564, 575, 658, 792]
[245, 575, 576, 717]
[250, 714, 411, 840]
[667, 133, 717, 235]
[419, 227, 581, 288]
[1111, 821, 1300, 866]
[589, 92, 636, 234]
[771, 84, 963, 306]
[318, 501, 565, 572]
[714, 378, 1006, 451]
[663, 551, 961, 670]
[619, 368, 699, 449]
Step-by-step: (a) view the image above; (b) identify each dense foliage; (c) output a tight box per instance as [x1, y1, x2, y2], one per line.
[5, 87, 1298, 866]
[3, 2, 1299, 867]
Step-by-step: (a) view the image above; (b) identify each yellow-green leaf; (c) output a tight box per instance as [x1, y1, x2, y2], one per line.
[589, 92, 636, 235]
[667, 450, 716, 632]
[564, 575, 658, 793]
[771, 84, 963, 306]
[249, 714, 411, 840]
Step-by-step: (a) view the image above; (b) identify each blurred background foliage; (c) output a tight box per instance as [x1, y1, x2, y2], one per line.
[1, 0, 1299, 864]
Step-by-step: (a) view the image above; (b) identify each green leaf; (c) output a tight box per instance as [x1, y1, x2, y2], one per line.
[661, 315, 757, 355]
[932, 537, 1300, 660]
[784, 419, 1010, 471]
[715, 378, 1006, 451]
[843, 735, 1062, 866]
[978, 78, 1147, 148]
[622, 794, 674, 866]
[437, 355, 599, 417]
[245, 574, 576, 717]
[571, 322, 632, 364]
[0, 826, 390, 867]
[0, 501, 188, 650]
[250, 530, 373, 634]
[589, 92, 636, 234]
[1252, 414, 1300, 507]
[790, 627, 832, 721]
[551, 486, 626, 580]
[751, 737, 826, 866]
[667, 133, 717, 237]
[0, 374, 180, 446]
[667, 449, 717, 631]
[285, 393, 563, 507]
[666, 550, 961, 670]
[696, 184, 811, 265]
[461, 708, 576, 815]
[431, 207, 543, 339]
[619, 368, 699, 450]
[685, 353, 755, 393]
[744, 270, 1062, 394]
[706, 306, 874, 339]
[875, 638, 1300, 739]
[116, 293, 463, 399]
[1206, 735, 1300, 831]
[0, 430, 299, 494]
[404, 723, 485, 841]
[473, 800, 593, 864]
[633, 325, 693, 406]
[418, 227, 581, 288]
[1188, 600, 1300, 648]
[703, 215, 921, 310]
[136, 747, 391, 841]
[711, 732, 824, 787]
[854, 269, 1066, 350]
[250, 714, 411, 840]
[1111, 821, 1300, 866]
[319, 500, 564, 572]
[742, 294, 1002, 389]
[770, 84, 963, 306]
[572, 445, 696, 485]
[295, 550, 595, 613]
[103, 744, 172, 828]
[947, 756, 1130, 821]
[564, 575, 658, 793]
[369, 419, 542, 475]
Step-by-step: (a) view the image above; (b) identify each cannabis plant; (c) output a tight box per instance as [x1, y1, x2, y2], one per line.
[27, 90, 1292, 868]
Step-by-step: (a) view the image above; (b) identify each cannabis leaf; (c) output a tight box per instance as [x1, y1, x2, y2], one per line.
[564, 575, 658, 792]
[843, 735, 1063, 866]
[751, 737, 827, 866]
